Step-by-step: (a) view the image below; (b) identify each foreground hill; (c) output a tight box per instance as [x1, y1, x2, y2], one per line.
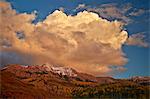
[1, 64, 150, 99]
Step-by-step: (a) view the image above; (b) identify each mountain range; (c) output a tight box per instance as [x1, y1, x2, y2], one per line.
[1, 64, 150, 98]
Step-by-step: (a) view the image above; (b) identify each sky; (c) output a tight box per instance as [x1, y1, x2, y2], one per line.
[0, 0, 149, 78]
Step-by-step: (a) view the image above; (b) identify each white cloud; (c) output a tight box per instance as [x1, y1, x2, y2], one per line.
[0, 1, 129, 76]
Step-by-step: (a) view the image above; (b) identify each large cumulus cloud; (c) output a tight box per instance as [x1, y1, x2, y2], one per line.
[0, 1, 129, 76]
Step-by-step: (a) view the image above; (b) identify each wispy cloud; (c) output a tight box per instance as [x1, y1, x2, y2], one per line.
[75, 3, 146, 25]
[125, 33, 149, 47]
[58, 7, 65, 12]
[75, 4, 86, 10]
[129, 9, 145, 16]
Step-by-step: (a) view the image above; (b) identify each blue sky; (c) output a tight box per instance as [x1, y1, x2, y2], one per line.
[4, 0, 150, 78]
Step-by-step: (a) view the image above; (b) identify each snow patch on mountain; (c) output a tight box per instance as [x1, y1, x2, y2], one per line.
[41, 64, 77, 77]
[50, 66, 77, 77]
